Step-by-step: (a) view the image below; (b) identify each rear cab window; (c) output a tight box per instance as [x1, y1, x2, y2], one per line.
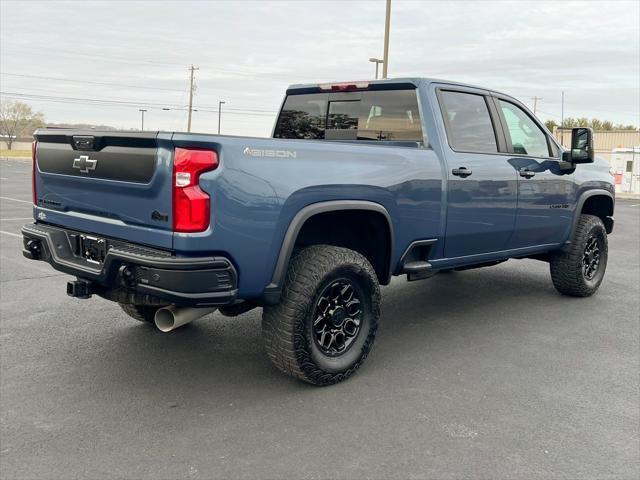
[274, 89, 424, 144]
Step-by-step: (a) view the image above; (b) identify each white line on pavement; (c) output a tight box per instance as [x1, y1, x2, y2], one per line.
[0, 230, 21, 238]
[1, 217, 32, 221]
[630, 204, 639, 207]
[0, 196, 32, 204]
[0, 177, 8, 180]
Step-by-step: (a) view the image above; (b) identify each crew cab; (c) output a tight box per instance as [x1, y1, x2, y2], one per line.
[22, 78, 615, 385]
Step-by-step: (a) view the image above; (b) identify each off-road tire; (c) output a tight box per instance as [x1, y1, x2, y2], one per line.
[550, 214, 608, 297]
[119, 303, 160, 324]
[262, 245, 381, 386]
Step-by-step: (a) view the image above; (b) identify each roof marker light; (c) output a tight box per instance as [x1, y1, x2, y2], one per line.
[318, 81, 370, 92]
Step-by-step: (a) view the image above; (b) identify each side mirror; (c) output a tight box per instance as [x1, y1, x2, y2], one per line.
[562, 127, 594, 164]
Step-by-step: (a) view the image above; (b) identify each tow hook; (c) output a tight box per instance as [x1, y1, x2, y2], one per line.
[119, 265, 135, 287]
[25, 239, 42, 260]
[67, 279, 93, 299]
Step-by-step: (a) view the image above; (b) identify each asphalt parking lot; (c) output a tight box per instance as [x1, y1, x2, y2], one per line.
[1, 157, 638, 479]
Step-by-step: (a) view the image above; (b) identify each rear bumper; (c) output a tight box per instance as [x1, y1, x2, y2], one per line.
[21, 223, 238, 307]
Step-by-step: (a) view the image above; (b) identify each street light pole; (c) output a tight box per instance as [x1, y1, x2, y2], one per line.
[382, 0, 391, 79]
[218, 101, 226, 135]
[138, 109, 147, 131]
[369, 58, 384, 79]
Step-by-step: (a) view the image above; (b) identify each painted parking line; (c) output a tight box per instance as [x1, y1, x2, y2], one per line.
[0, 230, 22, 238]
[630, 204, 640, 207]
[0, 196, 32, 204]
[1, 217, 32, 221]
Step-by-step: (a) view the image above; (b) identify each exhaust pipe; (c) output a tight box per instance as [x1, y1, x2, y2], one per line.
[154, 305, 217, 332]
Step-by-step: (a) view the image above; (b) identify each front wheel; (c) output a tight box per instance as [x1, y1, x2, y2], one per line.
[550, 214, 608, 297]
[262, 245, 381, 386]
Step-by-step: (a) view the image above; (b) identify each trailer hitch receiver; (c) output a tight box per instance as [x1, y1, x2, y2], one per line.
[67, 279, 93, 299]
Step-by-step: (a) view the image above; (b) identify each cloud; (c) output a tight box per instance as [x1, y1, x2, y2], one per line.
[1, 0, 638, 134]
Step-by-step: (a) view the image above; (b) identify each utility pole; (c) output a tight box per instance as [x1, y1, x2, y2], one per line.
[218, 100, 226, 135]
[187, 65, 199, 132]
[138, 108, 147, 131]
[531, 96, 543, 114]
[560, 91, 565, 146]
[382, 0, 391, 79]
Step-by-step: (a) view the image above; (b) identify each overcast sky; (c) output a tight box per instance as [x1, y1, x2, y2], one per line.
[1, 0, 638, 137]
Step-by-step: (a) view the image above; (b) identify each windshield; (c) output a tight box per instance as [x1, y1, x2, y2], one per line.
[273, 89, 424, 143]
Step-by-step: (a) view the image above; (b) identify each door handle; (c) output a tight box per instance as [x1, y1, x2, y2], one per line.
[452, 167, 472, 178]
[519, 168, 536, 178]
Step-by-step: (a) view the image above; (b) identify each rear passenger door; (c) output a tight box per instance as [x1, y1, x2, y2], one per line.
[436, 88, 518, 258]
[493, 97, 575, 248]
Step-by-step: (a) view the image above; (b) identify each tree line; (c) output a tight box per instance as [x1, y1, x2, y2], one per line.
[545, 118, 637, 132]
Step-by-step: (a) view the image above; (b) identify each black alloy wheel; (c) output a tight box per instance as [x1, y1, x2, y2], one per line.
[582, 234, 601, 280]
[312, 279, 363, 356]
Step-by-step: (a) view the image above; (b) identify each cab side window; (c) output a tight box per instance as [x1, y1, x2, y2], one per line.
[439, 91, 498, 153]
[499, 100, 551, 157]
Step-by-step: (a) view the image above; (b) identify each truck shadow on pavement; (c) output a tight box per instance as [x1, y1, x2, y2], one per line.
[81, 261, 588, 396]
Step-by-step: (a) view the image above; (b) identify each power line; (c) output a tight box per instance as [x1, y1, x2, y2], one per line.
[0, 91, 277, 117]
[1, 72, 185, 93]
[0, 85, 188, 105]
[4, 45, 188, 67]
[537, 109, 561, 119]
[1, 72, 281, 111]
[1, 89, 279, 113]
[2, 46, 309, 80]
[1, 91, 189, 108]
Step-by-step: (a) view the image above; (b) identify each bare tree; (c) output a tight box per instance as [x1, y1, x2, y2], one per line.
[0, 101, 45, 150]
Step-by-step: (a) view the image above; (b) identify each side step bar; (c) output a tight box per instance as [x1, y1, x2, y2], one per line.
[402, 260, 434, 281]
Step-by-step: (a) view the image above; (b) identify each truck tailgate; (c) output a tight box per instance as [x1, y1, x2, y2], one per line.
[33, 130, 174, 249]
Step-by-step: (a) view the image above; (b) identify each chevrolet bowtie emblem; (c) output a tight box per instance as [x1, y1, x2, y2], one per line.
[72, 155, 98, 174]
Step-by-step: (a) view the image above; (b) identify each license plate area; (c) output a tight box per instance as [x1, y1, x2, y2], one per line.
[80, 235, 107, 264]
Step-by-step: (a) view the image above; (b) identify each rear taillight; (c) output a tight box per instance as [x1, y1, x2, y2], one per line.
[31, 140, 37, 205]
[172, 147, 218, 232]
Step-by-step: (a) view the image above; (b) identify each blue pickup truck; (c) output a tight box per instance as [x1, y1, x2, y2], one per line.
[22, 78, 615, 385]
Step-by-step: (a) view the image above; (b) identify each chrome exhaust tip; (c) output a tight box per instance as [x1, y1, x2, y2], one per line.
[154, 305, 217, 332]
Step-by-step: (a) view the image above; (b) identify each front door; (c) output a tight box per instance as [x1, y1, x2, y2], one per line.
[494, 98, 576, 248]
[437, 89, 519, 258]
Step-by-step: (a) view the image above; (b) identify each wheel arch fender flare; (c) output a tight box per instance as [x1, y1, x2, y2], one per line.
[262, 200, 395, 303]
[565, 189, 614, 249]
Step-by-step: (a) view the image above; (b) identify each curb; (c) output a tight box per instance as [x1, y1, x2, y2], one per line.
[1, 156, 31, 162]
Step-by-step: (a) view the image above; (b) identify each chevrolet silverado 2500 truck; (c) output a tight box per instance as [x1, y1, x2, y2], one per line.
[22, 78, 614, 385]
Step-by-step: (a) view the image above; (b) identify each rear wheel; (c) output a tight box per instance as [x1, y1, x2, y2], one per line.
[550, 214, 608, 297]
[119, 303, 161, 324]
[262, 245, 380, 386]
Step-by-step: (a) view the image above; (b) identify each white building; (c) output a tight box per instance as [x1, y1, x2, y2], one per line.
[610, 147, 640, 194]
